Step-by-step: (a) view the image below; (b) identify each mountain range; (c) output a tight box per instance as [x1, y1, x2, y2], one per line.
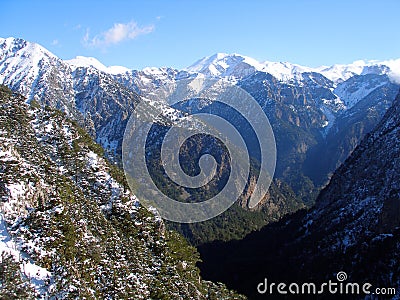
[1, 37, 399, 193]
[199, 89, 400, 299]
[1, 36, 400, 298]
[1, 36, 400, 238]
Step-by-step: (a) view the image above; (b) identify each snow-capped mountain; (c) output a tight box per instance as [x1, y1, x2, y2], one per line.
[66, 55, 130, 75]
[185, 52, 265, 79]
[1, 37, 400, 298]
[1, 36, 398, 112]
[0, 37, 80, 121]
[317, 59, 400, 83]
[0, 37, 60, 93]
[0, 36, 399, 202]
[185, 51, 400, 85]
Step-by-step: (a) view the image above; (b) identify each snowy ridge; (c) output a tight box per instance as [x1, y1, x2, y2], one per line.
[317, 59, 400, 83]
[0, 36, 399, 158]
[185, 51, 400, 84]
[2, 36, 400, 84]
[185, 53, 265, 78]
[0, 37, 59, 98]
[66, 56, 130, 75]
[261, 61, 313, 82]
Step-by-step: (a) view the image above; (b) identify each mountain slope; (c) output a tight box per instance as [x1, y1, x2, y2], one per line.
[0, 85, 244, 299]
[0, 37, 141, 156]
[1, 36, 400, 242]
[199, 89, 400, 298]
[0, 37, 78, 119]
[303, 74, 399, 184]
[0, 37, 308, 242]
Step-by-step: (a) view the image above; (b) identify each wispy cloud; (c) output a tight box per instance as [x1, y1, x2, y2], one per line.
[83, 21, 154, 48]
[51, 39, 59, 46]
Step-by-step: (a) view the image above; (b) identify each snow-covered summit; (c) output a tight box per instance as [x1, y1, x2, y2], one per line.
[185, 51, 400, 84]
[0, 37, 57, 61]
[0, 37, 67, 99]
[66, 56, 130, 75]
[261, 61, 313, 82]
[185, 53, 265, 78]
[2, 36, 400, 85]
[316, 59, 400, 83]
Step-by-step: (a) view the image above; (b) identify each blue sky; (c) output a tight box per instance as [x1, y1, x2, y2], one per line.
[1, 0, 400, 70]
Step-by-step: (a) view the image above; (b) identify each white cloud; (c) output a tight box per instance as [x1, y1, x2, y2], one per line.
[83, 21, 154, 48]
[389, 71, 400, 84]
[51, 39, 59, 46]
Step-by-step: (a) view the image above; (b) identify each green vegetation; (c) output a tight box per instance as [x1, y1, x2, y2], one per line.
[0, 85, 245, 299]
[0, 253, 37, 299]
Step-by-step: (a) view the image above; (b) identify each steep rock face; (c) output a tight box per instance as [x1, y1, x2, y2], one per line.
[310, 89, 400, 245]
[0, 86, 244, 299]
[304, 75, 399, 184]
[71, 66, 141, 156]
[238, 71, 337, 200]
[198, 90, 400, 299]
[131, 102, 304, 245]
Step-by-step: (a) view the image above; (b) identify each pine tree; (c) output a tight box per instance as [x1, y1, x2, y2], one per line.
[0, 253, 36, 299]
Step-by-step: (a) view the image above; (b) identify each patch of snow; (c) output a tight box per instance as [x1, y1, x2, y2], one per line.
[0, 147, 15, 162]
[0, 213, 52, 295]
[44, 122, 53, 133]
[86, 151, 100, 170]
[334, 79, 387, 109]
[51, 205, 64, 214]
[6, 183, 26, 200]
[262, 61, 313, 82]
[319, 102, 336, 136]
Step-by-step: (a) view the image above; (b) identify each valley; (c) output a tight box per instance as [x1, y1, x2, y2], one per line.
[1, 36, 399, 298]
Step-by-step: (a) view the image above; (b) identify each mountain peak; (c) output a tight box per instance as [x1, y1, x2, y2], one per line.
[0, 36, 57, 60]
[2, 37, 400, 83]
[65, 55, 130, 75]
[185, 52, 264, 78]
[210, 52, 231, 60]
